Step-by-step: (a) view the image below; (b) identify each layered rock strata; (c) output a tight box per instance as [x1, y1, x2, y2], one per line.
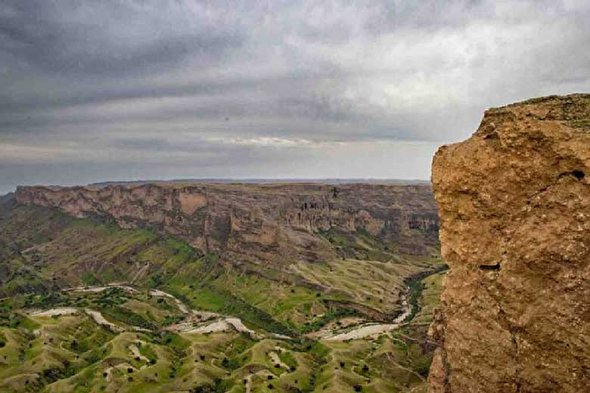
[16, 182, 439, 266]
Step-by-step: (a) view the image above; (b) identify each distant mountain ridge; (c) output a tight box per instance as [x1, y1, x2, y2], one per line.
[0, 192, 14, 204]
[88, 178, 431, 187]
[16, 182, 439, 269]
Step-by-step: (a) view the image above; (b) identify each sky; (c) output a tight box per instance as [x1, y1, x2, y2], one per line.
[1, 0, 589, 193]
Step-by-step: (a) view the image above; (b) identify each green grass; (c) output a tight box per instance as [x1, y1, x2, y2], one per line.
[0, 202, 444, 392]
[100, 307, 157, 330]
[0, 204, 442, 334]
[0, 274, 444, 393]
[319, 227, 403, 262]
[301, 307, 359, 334]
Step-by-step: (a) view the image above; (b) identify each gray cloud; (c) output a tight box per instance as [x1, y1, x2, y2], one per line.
[1, 0, 590, 193]
[0, 1, 245, 76]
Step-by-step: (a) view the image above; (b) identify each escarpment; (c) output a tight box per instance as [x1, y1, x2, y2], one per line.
[429, 94, 590, 392]
[15, 183, 439, 267]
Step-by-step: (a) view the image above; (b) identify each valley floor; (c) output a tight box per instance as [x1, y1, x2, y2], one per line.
[0, 203, 445, 392]
[0, 270, 445, 393]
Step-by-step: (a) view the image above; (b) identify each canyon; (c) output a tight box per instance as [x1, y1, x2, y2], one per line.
[430, 94, 590, 392]
[15, 182, 439, 268]
[1, 182, 444, 393]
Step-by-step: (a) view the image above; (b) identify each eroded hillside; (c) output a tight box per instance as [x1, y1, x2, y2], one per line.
[0, 273, 444, 393]
[0, 183, 445, 392]
[15, 183, 439, 265]
[430, 94, 590, 392]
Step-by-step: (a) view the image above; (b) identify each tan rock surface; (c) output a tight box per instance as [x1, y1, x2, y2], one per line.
[429, 94, 590, 392]
[15, 182, 439, 267]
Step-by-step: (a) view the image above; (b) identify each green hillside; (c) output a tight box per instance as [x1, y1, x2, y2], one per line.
[0, 198, 445, 392]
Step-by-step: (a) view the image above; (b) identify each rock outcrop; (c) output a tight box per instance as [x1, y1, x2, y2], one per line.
[15, 183, 439, 267]
[429, 94, 590, 392]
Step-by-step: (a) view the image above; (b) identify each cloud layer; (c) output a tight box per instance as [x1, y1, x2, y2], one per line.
[1, 0, 589, 192]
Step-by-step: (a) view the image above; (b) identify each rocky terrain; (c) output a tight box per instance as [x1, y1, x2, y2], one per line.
[430, 94, 590, 392]
[15, 183, 439, 267]
[0, 182, 444, 392]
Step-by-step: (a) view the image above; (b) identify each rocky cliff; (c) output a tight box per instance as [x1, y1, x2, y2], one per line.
[429, 94, 590, 392]
[15, 182, 439, 267]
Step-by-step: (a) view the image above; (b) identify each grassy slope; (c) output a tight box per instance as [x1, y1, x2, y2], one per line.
[0, 204, 442, 332]
[0, 272, 445, 393]
[0, 202, 444, 392]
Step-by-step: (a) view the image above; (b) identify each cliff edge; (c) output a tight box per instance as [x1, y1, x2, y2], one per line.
[429, 94, 590, 392]
[15, 183, 439, 268]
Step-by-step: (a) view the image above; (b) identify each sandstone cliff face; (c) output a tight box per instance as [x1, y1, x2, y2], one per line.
[429, 94, 590, 392]
[15, 183, 439, 267]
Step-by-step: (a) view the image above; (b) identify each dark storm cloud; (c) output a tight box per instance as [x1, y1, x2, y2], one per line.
[0, 1, 244, 76]
[1, 0, 590, 193]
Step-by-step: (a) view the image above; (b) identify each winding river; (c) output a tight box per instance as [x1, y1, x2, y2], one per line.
[317, 268, 443, 341]
[38, 269, 442, 342]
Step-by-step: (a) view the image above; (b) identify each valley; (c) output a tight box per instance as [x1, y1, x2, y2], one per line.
[1, 0, 587, 390]
[0, 270, 444, 392]
[0, 183, 445, 392]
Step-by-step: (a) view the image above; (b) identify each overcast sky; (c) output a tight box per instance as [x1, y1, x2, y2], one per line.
[1, 0, 589, 193]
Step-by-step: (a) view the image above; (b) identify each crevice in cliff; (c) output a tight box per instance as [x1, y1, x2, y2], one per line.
[479, 262, 501, 271]
[559, 170, 585, 181]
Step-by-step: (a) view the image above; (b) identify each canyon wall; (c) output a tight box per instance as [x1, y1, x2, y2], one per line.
[429, 94, 590, 392]
[15, 183, 439, 267]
